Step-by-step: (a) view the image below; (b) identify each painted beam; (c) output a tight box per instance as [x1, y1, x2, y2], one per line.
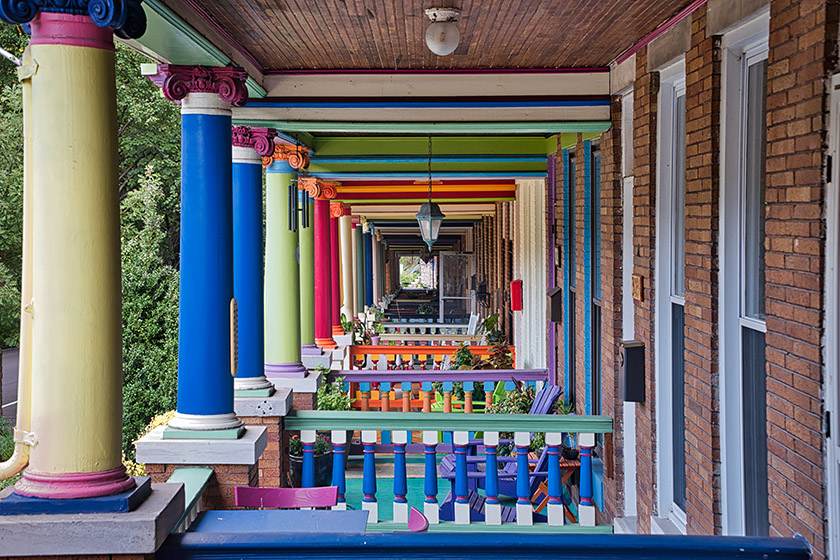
[308, 136, 558, 157]
[246, 98, 610, 109]
[262, 70, 610, 99]
[233, 120, 612, 135]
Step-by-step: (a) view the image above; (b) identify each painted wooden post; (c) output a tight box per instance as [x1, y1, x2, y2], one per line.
[402, 381, 412, 411]
[364, 228, 374, 307]
[515, 431, 533, 526]
[362, 430, 378, 522]
[299, 191, 316, 352]
[360, 382, 371, 411]
[329, 204, 343, 338]
[331, 429, 347, 510]
[301, 429, 316, 489]
[393, 430, 409, 523]
[423, 431, 439, 524]
[453, 431, 470, 524]
[339, 209, 354, 321]
[546, 432, 565, 526]
[443, 381, 453, 413]
[484, 431, 501, 525]
[422, 381, 432, 412]
[464, 381, 474, 413]
[579, 432, 596, 527]
[381, 381, 392, 444]
[484, 381, 494, 410]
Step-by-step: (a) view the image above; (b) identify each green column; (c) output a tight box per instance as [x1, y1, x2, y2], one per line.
[300, 193, 316, 349]
[264, 163, 306, 377]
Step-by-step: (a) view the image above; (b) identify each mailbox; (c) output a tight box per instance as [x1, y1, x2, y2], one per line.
[510, 280, 523, 311]
[547, 286, 562, 323]
[619, 340, 645, 403]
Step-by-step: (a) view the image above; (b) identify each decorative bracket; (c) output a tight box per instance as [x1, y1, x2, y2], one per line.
[145, 64, 249, 107]
[330, 201, 347, 218]
[262, 143, 311, 170]
[232, 126, 277, 157]
[298, 177, 339, 200]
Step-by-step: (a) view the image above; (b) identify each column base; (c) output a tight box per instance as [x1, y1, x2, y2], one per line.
[167, 411, 244, 432]
[332, 324, 344, 337]
[265, 361, 308, 378]
[315, 337, 338, 349]
[234, 375, 275, 393]
[301, 344, 322, 356]
[14, 466, 136, 500]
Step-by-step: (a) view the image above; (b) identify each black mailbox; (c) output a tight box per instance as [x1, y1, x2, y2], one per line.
[547, 287, 562, 323]
[619, 340, 645, 403]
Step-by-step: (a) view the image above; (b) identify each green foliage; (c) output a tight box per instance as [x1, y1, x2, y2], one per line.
[0, 417, 20, 490]
[452, 343, 474, 369]
[417, 303, 436, 315]
[289, 433, 333, 456]
[316, 375, 352, 411]
[400, 270, 419, 287]
[120, 168, 179, 459]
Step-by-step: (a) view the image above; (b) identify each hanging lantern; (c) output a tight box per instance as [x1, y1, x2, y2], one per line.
[416, 135, 445, 250]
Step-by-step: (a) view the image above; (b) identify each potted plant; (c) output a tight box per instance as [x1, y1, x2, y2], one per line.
[288, 433, 334, 487]
[316, 373, 355, 457]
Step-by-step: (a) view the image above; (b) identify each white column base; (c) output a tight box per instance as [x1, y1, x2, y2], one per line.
[362, 501, 378, 524]
[547, 503, 565, 526]
[423, 502, 439, 524]
[332, 502, 347, 511]
[579, 504, 596, 527]
[393, 501, 408, 523]
[516, 503, 533, 526]
[484, 502, 502, 525]
[167, 411, 243, 431]
[234, 375, 274, 391]
[454, 501, 470, 525]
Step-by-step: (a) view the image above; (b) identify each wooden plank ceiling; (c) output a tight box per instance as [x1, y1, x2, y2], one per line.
[189, 0, 692, 70]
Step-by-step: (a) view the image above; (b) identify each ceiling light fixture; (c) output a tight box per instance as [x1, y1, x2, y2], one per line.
[415, 135, 446, 250]
[424, 8, 460, 56]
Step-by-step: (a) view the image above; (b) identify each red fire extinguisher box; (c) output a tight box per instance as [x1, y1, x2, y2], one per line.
[510, 280, 523, 311]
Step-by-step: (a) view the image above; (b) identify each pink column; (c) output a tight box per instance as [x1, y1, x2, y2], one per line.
[330, 202, 343, 337]
[302, 178, 337, 349]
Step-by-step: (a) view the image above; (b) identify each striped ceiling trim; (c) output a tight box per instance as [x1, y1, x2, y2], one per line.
[335, 179, 516, 204]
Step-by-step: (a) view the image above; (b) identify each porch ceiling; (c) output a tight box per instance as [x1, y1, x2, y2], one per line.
[164, 0, 692, 70]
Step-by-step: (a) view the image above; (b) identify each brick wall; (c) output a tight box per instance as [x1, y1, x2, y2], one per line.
[573, 134, 588, 414]
[683, 5, 723, 536]
[144, 462, 258, 510]
[239, 416, 287, 488]
[632, 46, 659, 533]
[600, 97, 626, 520]
[764, 0, 837, 555]
[293, 392, 316, 411]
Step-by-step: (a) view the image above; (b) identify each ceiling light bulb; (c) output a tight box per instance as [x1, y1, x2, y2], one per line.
[425, 8, 460, 56]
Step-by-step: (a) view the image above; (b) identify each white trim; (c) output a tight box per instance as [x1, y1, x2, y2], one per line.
[654, 63, 688, 531]
[718, 12, 769, 535]
[181, 92, 232, 116]
[231, 145, 262, 165]
[825, 73, 840, 560]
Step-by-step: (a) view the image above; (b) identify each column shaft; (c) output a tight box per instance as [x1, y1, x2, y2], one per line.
[20, 13, 133, 498]
[232, 148, 272, 390]
[330, 214, 343, 336]
[264, 165, 307, 376]
[299, 194, 316, 350]
[340, 214, 354, 320]
[355, 225, 366, 312]
[365, 231, 374, 308]
[351, 223, 359, 316]
[371, 235, 381, 306]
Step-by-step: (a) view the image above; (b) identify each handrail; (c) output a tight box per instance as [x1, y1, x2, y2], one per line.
[169, 467, 214, 534]
[329, 369, 548, 383]
[285, 411, 612, 435]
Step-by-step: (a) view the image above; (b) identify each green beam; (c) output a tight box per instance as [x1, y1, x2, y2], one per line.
[234, 120, 612, 136]
[308, 162, 545, 174]
[285, 410, 613, 433]
[335, 197, 515, 204]
[306, 136, 558, 157]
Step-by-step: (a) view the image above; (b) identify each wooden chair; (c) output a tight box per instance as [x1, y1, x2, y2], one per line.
[234, 486, 339, 509]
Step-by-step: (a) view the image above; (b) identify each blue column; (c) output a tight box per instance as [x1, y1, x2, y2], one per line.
[332, 437, 346, 504]
[364, 230, 373, 307]
[302, 439, 315, 488]
[363, 439, 377, 505]
[547, 443, 562, 506]
[424, 442, 438, 506]
[516, 441, 530, 506]
[485, 440, 499, 505]
[394, 439, 407, 507]
[232, 142, 273, 392]
[580, 443, 594, 506]
[170, 92, 242, 432]
[454, 437, 468, 506]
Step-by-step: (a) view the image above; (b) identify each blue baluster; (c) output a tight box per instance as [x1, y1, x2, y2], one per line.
[453, 431, 470, 524]
[331, 429, 347, 509]
[515, 432, 533, 525]
[301, 430, 316, 488]
[393, 431, 408, 523]
[423, 431, 439, 523]
[578, 432, 596, 526]
[546, 432, 564, 525]
[484, 432, 501, 525]
[362, 430, 378, 522]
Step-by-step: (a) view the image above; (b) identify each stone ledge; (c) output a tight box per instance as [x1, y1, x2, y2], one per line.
[301, 353, 331, 370]
[0, 483, 184, 556]
[235, 388, 293, 417]
[136, 426, 267, 466]
[272, 371, 323, 394]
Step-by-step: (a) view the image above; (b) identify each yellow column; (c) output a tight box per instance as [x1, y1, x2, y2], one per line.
[15, 13, 133, 498]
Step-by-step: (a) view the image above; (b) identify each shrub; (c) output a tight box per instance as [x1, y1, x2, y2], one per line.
[289, 433, 333, 456]
[316, 374, 352, 411]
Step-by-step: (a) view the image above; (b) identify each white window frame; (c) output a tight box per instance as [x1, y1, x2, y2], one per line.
[824, 73, 840, 560]
[654, 57, 687, 534]
[719, 6, 770, 536]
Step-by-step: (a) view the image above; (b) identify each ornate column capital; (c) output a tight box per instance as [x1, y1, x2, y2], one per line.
[145, 64, 249, 107]
[330, 202, 348, 218]
[299, 177, 339, 201]
[0, 0, 147, 39]
[232, 126, 277, 157]
[262, 143, 311, 170]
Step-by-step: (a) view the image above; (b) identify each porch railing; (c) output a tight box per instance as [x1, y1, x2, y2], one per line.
[329, 368, 547, 412]
[348, 344, 515, 370]
[284, 411, 612, 530]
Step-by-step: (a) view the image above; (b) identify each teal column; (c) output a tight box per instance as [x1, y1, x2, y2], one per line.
[355, 224, 366, 313]
[300, 192, 317, 353]
[264, 161, 307, 377]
